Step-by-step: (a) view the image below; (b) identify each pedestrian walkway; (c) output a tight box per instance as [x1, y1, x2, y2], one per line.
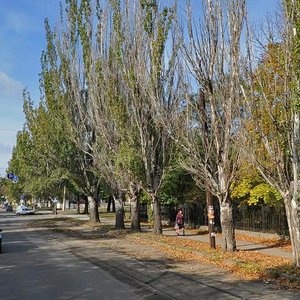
[62, 211, 293, 261]
[162, 226, 292, 260]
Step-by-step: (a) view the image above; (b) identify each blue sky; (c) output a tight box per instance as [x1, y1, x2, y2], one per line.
[0, 0, 60, 176]
[0, 0, 279, 177]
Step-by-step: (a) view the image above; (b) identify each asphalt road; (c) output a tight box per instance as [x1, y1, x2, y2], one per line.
[0, 210, 299, 300]
[0, 211, 147, 300]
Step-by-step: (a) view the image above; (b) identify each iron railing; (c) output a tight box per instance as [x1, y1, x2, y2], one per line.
[160, 203, 289, 236]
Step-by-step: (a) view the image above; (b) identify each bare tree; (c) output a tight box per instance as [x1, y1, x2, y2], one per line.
[241, 0, 300, 266]
[88, 1, 143, 230]
[173, 0, 246, 251]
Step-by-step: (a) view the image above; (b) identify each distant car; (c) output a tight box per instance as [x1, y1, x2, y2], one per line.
[5, 205, 13, 212]
[15, 206, 35, 216]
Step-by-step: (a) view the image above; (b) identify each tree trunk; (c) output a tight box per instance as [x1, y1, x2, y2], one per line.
[52, 202, 57, 215]
[284, 196, 300, 267]
[106, 196, 116, 212]
[88, 195, 100, 223]
[114, 192, 125, 230]
[112, 196, 116, 212]
[107, 196, 112, 212]
[62, 182, 66, 211]
[129, 182, 141, 232]
[83, 196, 89, 214]
[76, 194, 80, 214]
[219, 197, 236, 252]
[152, 193, 162, 235]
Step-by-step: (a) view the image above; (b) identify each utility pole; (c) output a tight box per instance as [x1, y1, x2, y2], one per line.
[207, 190, 216, 249]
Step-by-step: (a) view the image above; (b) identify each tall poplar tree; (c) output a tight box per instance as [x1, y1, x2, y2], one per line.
[119, 0, 178, 234]
[172, 0, 246, 251]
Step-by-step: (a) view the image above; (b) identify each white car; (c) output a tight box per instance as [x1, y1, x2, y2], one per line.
[15, 206, 35, 215]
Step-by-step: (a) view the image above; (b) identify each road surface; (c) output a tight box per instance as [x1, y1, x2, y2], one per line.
[0, 211, 153, 300]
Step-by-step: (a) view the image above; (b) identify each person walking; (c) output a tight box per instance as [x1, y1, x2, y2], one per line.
[175, 208, 184, 236]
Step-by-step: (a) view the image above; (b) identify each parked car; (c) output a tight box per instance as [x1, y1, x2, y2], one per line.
[15, 206, 35, 216]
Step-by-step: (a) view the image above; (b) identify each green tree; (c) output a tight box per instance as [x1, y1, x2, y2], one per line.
[230, 164, 283, 207]
[241, 1, 300, 266]
[120, 0, 178, 234]
[40, 9, 102, 222]
[0, 177, 7, 202]
[159, 165, 202, 207]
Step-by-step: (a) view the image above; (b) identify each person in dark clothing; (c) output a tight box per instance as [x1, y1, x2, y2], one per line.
[174, 208, 184, 236]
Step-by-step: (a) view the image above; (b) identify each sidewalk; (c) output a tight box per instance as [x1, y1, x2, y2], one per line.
[161, 227, 293, 260]
[62, 212, 293, 260]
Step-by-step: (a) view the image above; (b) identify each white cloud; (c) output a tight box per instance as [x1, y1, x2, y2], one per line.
[0, 130, 19, 175]
[0, 141, 13, 176]
[0, 72, 25, 173]
[0, 71, 24, 98]
[3, 10, 33, 34]
[0, 141, 12, 153]
[0, 72, 25, 126]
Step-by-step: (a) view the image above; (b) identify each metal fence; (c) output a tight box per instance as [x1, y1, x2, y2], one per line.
[161, 202, 289, 236]
[232, 204, 289, 236]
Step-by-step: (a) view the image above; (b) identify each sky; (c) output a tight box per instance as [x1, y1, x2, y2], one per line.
[0, 0, 280, 177]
